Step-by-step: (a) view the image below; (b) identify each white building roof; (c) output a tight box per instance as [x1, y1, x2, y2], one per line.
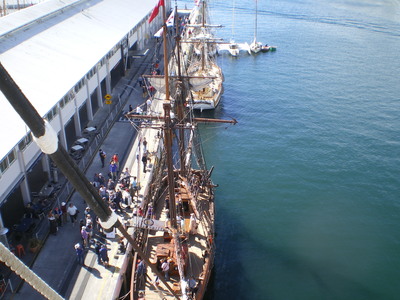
[0, 0, 158, 159]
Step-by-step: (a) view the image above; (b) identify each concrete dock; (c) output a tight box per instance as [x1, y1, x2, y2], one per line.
[6, 39, 167, 300]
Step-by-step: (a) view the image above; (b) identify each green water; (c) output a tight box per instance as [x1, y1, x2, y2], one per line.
[182, 0, 400, 299]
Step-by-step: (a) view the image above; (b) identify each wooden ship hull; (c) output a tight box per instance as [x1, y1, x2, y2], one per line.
[130, 169, 215, 299]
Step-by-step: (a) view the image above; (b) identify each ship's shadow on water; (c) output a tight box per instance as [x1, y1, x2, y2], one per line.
[193, 97, 238, 131]
[193, 106, 223, 120]
[203, 206, 383, 300]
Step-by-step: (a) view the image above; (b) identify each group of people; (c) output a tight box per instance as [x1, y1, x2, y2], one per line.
[74, 205, 112, 267]
[74, 139, 150, 267]
[98, 149, 121, 178]
[75, 241, 109, 267]
[24, 199, 50, 219]
[46, 201, 79, 235]
[93, 173, 134, 215]
[94, 139, 151, 216]
[128, 97, 152, 116]
[43, 200, 109, 267]
[79, 207, 95, 248]
[137, 75, 156, 99]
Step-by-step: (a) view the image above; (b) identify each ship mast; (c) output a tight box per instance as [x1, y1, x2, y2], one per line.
[161, 4, 177, 229]
[174, 5, 187, 177]
[254, 0, 258, 43]
[162, 4, 170, 101]
[161, 9, 190, 291]
[201, 0, 206, 71]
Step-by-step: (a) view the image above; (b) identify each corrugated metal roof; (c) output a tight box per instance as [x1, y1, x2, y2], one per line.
[0, 0, 157, 159]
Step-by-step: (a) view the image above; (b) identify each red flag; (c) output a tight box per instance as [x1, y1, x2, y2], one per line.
[148, 0, 165, 23]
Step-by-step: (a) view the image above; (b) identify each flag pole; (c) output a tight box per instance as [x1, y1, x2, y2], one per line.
[161, 1, 170, 100]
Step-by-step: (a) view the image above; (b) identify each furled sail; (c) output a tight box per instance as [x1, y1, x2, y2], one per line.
[149, 76, 166, 93]
[189, 77, 213, 91]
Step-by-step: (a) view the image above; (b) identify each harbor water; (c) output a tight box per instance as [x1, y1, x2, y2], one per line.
[177, 0, 400, 299]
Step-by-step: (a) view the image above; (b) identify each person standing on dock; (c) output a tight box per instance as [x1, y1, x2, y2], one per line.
[67, 203, 78, 226]
[137, 76, 143, 87]
[61, 202, 68, 224]
[107, 178, 115, 191]
[48, 211, 58, 235]
[81, 226, 89, 248]
[100, 244, 109, 267]
[94, 242, 102, 264]
[98, 173, 106, 186]
[123, 167, 130, 177]
[112, 153, 119, 171]
[109, 161, 117, 181]
[120, 167, 130, 186]
[99, 185, 108, 199]
[99, 149, 106, 168]
[93, 173, 100, 188]
[122, 188, 132, 208]
[75, 243, 84, 266]
[142, 137, 148, 153]
[142, 152, 148, 173]
[53, 206, 62, 227]
[130, 176, 138, 198]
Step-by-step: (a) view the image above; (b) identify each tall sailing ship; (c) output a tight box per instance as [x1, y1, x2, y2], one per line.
[127, 101, 218, 300]
[124, 1, 235, 299]
[182, 0, 224, 111]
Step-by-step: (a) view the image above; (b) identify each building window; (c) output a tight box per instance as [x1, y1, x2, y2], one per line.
[8, 150, 15, 165]
[0, 158, 7, 173]
[18, 138, 27, 151]
[18, 133, 32, 151]
[46, 106, 58, 121]
[86, 67, 96, 80]
[73, 79, 85, 94]
[60, 95, 67, 108]
[26, 132, 32, 145]
[0, 148, 16, 173]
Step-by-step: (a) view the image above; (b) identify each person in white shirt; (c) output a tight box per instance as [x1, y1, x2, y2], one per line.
[123, 167, 130, 178]
[146, 98, 152, 115]
[189, 213, 198, 234]
[161, 259, 170, 281]
[67, 203, 78, 225]
[122, 189, 132, 208]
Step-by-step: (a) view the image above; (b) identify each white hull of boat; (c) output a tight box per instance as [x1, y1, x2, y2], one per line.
[217, 42, 250, 56]
[250, 40, 262, 54]
[191, 87, 222, 111]
[228, 44, 240, 56]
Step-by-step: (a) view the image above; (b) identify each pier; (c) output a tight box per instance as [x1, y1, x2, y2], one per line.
[4, 37, 166, 300]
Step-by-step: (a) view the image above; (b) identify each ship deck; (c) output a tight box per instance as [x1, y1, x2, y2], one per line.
[140, 188, 213, 299]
